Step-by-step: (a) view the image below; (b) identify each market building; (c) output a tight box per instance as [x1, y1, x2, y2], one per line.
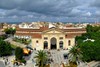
[15, 26, 86, 50]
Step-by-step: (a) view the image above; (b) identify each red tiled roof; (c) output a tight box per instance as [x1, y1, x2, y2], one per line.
[63, 28, 86, 32]
[16, 26, 49, 32]
[65, 25, 73, 27]
[65, 33, 83, 38]
[15, 33, 32, 36]
[16, 28, 42, 32]
[40, 26, 48, 30]
[16, 26, 86, 33]
[65, 35, 74, 38]
[32, 33, 42, 38]
[15, 27, 86, 38]
[15, 33, 42, 38]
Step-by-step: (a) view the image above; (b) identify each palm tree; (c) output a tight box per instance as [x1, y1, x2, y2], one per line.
[34, 50, 48, 67]
[68, 46, 83, 65]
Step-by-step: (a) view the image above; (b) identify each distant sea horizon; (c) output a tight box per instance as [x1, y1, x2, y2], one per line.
[0, 21, 97, 24]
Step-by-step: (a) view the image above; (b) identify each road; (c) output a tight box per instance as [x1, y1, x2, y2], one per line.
[4, 37, 26, 48]
[0, 61, 5, 67]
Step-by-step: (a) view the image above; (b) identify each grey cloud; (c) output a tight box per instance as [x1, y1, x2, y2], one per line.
[90, 0, 100, 8]
[0, 0, 99, 22]
[0, 0, 78, 16]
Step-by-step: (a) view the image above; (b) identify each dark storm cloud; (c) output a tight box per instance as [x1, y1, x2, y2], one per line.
[90, 0, 100, 8]
[0, 0, 78, 16]
[0, 0, 18, 9]
[89, 0, 100, 17]
[0, 0, 99, 22]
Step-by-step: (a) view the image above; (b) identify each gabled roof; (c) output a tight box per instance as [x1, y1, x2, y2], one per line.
[42, 27, 65, 34]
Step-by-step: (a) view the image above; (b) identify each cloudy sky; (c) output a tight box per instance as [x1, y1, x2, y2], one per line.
[0, 0, 100, 22]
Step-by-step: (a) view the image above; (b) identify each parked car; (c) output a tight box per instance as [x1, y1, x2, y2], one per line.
[23, 48, 31, 56]
[25, 46, 33, 52]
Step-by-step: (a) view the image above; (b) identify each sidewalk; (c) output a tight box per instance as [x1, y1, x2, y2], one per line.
[78, 61, 100, 67]
[5, 37, 26, 48]
[0, 61, 5, 67]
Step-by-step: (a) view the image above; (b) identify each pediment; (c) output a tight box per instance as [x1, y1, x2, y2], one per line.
[42, 28, 65, 34]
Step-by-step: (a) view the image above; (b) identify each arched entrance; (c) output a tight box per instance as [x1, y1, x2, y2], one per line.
[44, 41, 48, 49]
[50, 37, 57, 49]
[59, 41, 63, 49]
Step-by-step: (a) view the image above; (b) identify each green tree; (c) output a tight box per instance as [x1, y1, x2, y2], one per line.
[78, 41, 100, 62]
[15, 47, 23, 60]
[94, 40, 100, 61]
[34, 50, 48, 67]
[68, 46, 83, 64]
[86, 25, 100, 33]
[0, 35, 7, 40]
[4, 28, 16, 35]
[78, 41, 94, 61]
[75, 25, 100, 62]
[86, 25, 93, 33]
[0, 40, 12, 56]
[90, 32, 100, 40]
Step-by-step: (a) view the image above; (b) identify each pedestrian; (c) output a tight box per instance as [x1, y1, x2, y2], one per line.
[6, 57, 9, 65]
[60, 61, 64, 67]
[13, 63, 15, 67]
[3, 57, 5, 60]
[5, 61, 7, 65]
[32, 59, 34, 62]
[78, 61, 80, 65]
[6, 57, 8, 62]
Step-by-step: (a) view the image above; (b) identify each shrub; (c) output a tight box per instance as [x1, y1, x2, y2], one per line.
[20, 58, 26, 64]
[0, 40, 12, 56]
[15, 47, 23, 60]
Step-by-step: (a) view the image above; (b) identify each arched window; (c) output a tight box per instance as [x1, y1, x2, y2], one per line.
[68, 40, 71, 46]
[50, 37, 57, 49]
[59, 41, 63, 49]
[44, 41, 48, 49]
[36, 40, 38, 43]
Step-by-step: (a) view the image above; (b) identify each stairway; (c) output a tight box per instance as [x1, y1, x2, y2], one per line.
[50, 50, 65, 67]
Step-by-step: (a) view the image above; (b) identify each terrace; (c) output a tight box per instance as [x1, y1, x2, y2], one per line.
[13, 37, 31, 45]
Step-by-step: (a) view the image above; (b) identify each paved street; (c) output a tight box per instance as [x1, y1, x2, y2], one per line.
[49, 50, 69, 67]
[78, 61, 100, 67]
[0, 54, 34, 67]
[4, 37, 26, 48]
[0, 49, 100, 67]
[2, 37, 70, 67]
[0, 61, 5, 67]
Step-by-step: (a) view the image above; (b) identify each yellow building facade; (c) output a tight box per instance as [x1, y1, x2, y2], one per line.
[15, 27, 86, 50]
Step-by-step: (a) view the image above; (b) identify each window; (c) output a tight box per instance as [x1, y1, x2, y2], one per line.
[59, 37, 63, 39]
[68, 40, 71, 46]
[66, 35, 67, 37]
[44, 37, 48, 40]
[44, 41, 48, 49]
[36, 40, 38, 43]
[59, 41, 63, 49]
